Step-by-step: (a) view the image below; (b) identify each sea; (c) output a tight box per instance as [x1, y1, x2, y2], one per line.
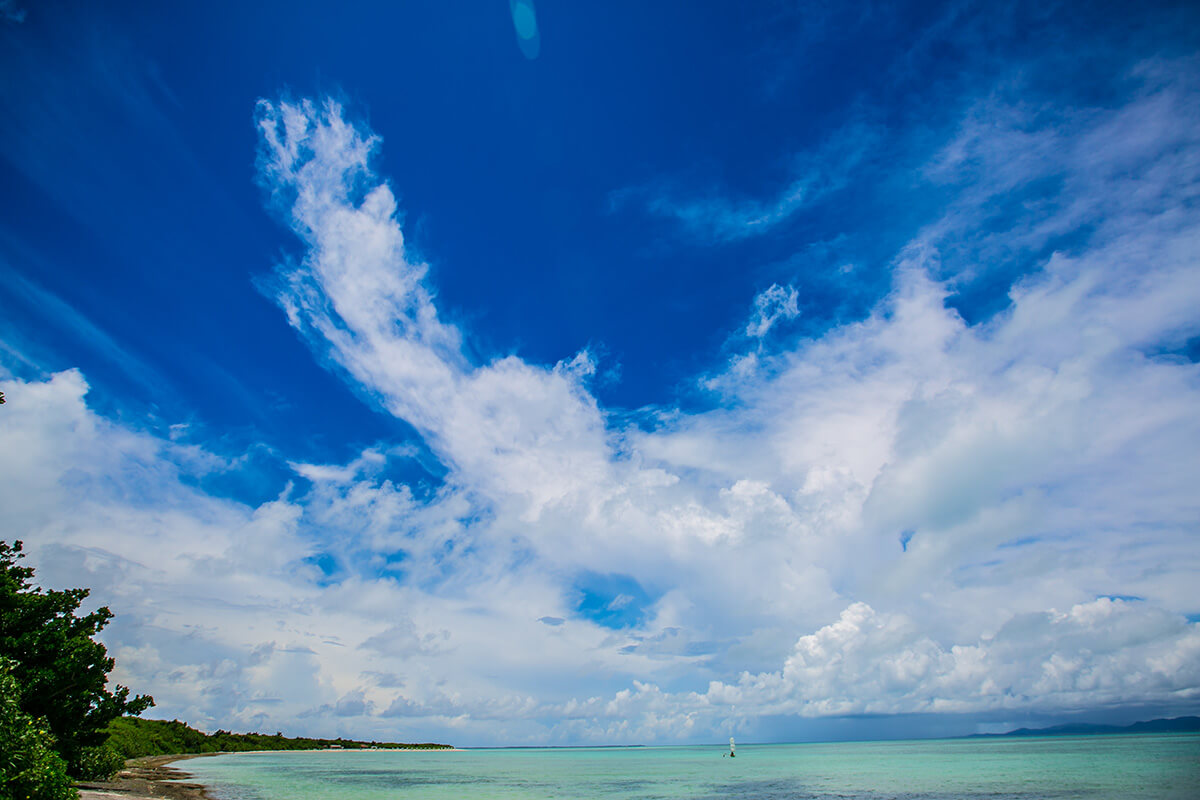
[183, 733, 1200, 800]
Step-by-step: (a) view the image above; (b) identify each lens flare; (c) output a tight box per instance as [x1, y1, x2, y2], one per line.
[509, 0, 540, 59]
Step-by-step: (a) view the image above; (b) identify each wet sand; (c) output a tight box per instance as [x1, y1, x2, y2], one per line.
[76, 754, 215, 800]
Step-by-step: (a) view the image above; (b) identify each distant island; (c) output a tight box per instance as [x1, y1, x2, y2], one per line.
[971, 716, 1200, 738]
[106, 717, 453, 758]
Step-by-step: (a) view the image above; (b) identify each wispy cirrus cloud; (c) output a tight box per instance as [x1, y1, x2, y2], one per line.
[0, 264, 166, 396]
[256, 97, 612, 522]
[611, 121, 881, 244]
[745, 283, 800, 339]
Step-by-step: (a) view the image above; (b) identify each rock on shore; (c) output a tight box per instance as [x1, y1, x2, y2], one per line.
[76, 754, 213, 800]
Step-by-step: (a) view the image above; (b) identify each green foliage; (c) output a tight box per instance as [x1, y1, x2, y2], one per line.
[105, 718, 212, 758]
[105, 716, 453, 757]
[0, 659, 78, 800]
[73, 745, 126, 782]
[0, 540, 153, 776]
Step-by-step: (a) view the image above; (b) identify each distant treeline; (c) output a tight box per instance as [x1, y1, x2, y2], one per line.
[106, 717, 452, 758]
[972, 716, 1200, 738]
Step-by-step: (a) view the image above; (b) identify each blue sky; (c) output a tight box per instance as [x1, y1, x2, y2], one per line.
[2, 0, 1200, 745]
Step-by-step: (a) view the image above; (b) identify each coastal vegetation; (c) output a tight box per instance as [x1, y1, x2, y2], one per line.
[0, 660, 77, 800]
[106, 717, 452, 757]
[1, 537, 450, 798]
[1, 539, 153, 792]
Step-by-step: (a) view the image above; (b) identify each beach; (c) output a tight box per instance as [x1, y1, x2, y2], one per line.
[74, 746, 461, 800]
[76, 755, 214, 800]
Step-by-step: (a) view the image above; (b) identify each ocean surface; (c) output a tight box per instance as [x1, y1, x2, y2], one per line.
[183, 733, 1200, 800]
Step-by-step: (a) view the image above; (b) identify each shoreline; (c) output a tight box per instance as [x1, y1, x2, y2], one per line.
[75, 747, 461, 800]
[77, 754, 217, 800]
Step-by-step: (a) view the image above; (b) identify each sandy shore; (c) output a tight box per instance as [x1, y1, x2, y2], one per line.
[76, 754, 215, 800]
[74, 747, 458, 799]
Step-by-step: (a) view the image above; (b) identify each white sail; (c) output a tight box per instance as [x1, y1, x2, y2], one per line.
[729, 737, 735, 756]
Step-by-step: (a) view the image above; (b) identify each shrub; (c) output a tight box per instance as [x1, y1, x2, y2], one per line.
[73, 745, 126, 781]
[0, 660, 77, 800]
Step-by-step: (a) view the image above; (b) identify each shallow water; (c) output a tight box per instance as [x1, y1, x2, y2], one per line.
[185, 733, 1200, 800]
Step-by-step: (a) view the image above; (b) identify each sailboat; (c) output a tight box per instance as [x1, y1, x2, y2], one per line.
[729, 737, 736, 758]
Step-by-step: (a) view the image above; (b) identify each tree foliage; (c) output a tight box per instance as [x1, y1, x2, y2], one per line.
[106, 717, 453, 757]
[0, 541, 153, 775]
[0, 659, 77, 800]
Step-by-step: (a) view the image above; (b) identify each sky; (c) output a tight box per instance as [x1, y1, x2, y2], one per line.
[1, 0, 1199, 746]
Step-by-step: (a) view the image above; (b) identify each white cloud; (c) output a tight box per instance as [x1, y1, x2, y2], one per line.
[583, 598, 1200, 736]
[257, 98, 613, 523]
[716, 598, 1200, 717]
[3, 61, 1200, 744]
[745, 284, 800, 339]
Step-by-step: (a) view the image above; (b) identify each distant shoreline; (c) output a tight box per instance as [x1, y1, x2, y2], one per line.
[968, 716, 1200, 739]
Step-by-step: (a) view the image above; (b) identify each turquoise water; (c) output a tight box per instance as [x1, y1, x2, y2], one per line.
[184, 734, 1200, 800]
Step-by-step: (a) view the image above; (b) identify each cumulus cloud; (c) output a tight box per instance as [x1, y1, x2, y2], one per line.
[575, 598, 1200, 739]
[712, 598, 1200, 717]
[3, 59, 1200, 744]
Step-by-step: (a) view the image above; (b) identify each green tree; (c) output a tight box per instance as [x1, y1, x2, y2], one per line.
[0, 541, 153, 775]
[0, 659, 77, 800]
